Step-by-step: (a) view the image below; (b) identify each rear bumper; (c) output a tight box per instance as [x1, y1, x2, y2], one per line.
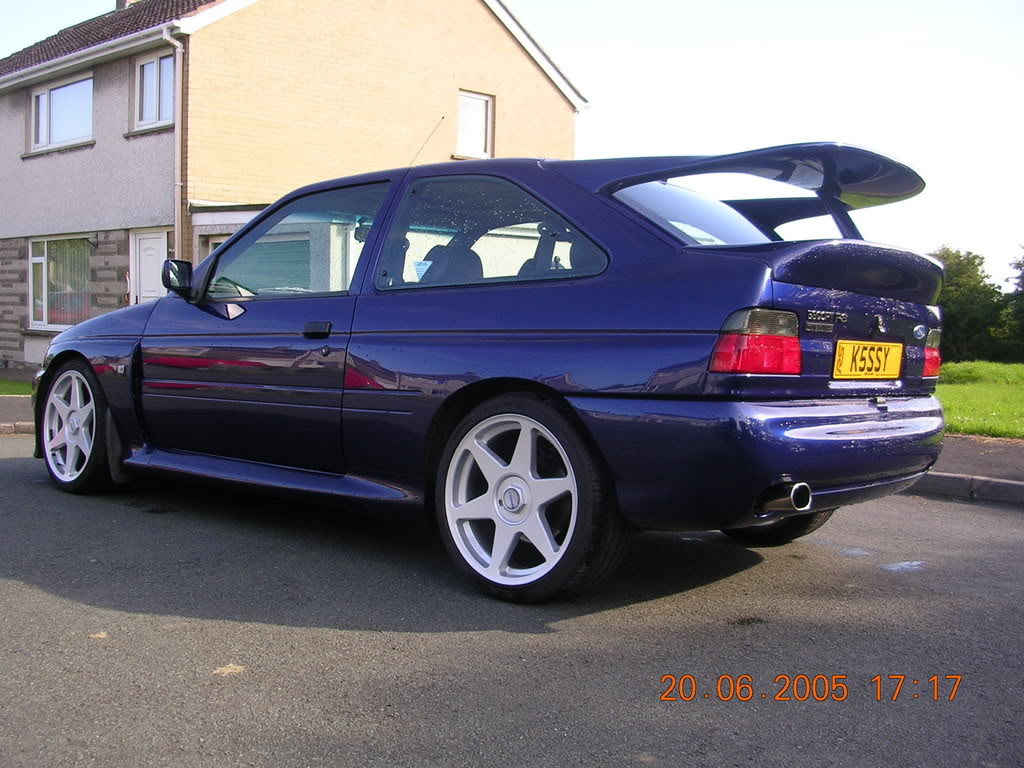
[567, 394, 943, 531]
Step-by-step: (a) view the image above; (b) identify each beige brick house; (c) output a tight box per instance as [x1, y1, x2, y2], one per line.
[0, 0, 583, 366]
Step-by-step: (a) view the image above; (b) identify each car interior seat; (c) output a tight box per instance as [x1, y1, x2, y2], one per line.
[419, 245, 483, 285]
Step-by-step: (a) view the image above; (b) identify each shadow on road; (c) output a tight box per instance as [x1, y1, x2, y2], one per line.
[0, 453, 762, 633]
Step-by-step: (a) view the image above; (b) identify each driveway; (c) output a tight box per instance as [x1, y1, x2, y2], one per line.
[0, 435, 1021, 767]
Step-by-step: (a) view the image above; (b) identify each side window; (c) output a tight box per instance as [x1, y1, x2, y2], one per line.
[375, 176, 606, 290]
[206, 182, 390, 300]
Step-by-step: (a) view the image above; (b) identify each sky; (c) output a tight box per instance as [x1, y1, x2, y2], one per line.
[2, 0, 1022, 286]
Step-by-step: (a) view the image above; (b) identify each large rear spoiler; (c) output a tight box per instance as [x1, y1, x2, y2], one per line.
[545, 143, 925, 240]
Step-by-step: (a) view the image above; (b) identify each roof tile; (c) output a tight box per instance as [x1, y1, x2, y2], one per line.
[0, 0, 217, 78]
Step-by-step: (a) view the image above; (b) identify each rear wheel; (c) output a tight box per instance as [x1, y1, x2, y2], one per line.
[40, 360, 112, 493]
[722, 509, 835, 546]
[436, 394, 628, 603]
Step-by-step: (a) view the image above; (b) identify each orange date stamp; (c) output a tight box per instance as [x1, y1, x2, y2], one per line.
[659, 674, 962, 702]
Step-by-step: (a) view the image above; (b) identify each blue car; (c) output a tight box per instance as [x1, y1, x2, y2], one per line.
[33, 142, 944, 602]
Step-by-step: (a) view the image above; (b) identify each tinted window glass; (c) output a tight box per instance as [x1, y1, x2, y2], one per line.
[376, 176, 606, 290]
[614, 181, 770, 246]
[207, 182, 390, 300]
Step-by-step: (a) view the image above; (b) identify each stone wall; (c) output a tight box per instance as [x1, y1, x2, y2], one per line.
[91, 230, 130, 316]
[0, 238, 28, 364]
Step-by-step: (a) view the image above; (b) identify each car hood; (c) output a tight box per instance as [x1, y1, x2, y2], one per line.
[53, 299, 161, 343]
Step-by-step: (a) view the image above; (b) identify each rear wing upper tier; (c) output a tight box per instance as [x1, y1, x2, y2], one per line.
[545, 143, 925, 240]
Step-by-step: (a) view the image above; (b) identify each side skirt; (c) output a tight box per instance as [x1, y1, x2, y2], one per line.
[122, 446, 422, 506]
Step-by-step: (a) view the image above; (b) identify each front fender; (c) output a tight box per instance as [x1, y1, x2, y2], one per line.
[34, 341, 150, 462]
[33, 299, 162, 458]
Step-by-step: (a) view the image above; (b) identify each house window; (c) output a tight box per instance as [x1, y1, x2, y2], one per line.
[29, 237, 92, 329]
[136, 54, 174, 128]
[31, 76, 93, 150]
[456, 91, 494, 158]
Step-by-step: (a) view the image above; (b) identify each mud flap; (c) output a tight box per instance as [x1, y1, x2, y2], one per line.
[105, 409, 130, 485]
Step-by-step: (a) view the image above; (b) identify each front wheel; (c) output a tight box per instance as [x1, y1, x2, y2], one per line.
[722, 509, 835, 546]
[40, 360, 112, 493]
[436, 394, 628, 603]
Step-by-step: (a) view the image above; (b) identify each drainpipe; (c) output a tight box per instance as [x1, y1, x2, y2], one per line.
[161, 26, 184, 262]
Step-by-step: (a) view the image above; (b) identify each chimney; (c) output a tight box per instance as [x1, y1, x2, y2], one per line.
[115, 0, 143, 9]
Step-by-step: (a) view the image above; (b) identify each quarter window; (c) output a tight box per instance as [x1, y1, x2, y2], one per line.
[31, 76, 93, 150]
[136, 54, 174, 128]
[29, 237, 92, 328]
[375, 176, 607, 290]
[456, 91, 493, 159]
[205, 183, 391, 301]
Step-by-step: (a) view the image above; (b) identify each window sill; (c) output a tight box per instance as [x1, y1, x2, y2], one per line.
[21, 140, 95, 160]
[124, 123, 174, 139]
[22, 327, 67, 336]
[451, 153, 493, 161]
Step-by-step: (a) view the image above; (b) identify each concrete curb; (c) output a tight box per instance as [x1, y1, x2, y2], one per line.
[0, 422, 34, 435]
[905, 472, 1024, 507]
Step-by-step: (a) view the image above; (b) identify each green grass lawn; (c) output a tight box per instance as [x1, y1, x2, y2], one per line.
[0, 378, 32, 396]
[937, 361, 1024, 439]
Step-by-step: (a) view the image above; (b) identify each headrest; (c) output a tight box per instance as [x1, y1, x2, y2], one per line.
[570, 239, 605, 272]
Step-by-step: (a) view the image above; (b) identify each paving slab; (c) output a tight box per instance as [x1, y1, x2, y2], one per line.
[933, 434, 1024, 483]
[0, 395, 32, 427]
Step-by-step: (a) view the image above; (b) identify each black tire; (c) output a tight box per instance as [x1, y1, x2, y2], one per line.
[435, 393, 629, 603]
[722, 509, 835, 546]
[39, 358, 113, 494]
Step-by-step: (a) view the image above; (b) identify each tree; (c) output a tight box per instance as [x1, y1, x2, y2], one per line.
[988, 248, 1024, 362]
[930, 246, 1003, 362]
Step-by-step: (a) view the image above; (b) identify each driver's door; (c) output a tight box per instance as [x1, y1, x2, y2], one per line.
[139, 180, 392, 473]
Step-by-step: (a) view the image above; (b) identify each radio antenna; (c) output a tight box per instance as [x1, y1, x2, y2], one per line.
[408, 115, 445, 166]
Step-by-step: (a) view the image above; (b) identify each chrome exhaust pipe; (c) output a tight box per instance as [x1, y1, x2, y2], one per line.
[760, 482, 813, 514]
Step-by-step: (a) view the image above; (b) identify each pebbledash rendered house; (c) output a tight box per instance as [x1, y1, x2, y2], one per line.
[0, 0, 584, 367]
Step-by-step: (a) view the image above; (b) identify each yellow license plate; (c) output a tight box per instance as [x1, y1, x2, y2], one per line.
[832, 340, 903, 380]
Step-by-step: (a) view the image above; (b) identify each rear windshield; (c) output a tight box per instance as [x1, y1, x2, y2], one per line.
[614, 181, 770, 246]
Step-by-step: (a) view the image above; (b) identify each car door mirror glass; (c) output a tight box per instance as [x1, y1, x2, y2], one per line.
[162, 259, 193, 295]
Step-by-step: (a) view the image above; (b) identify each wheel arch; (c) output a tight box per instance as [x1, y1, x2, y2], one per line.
[423, 377, 618, 517]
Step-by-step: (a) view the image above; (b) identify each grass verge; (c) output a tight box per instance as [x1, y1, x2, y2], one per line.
[0, 378, 32, 396]
[937, 362, 1024, 439]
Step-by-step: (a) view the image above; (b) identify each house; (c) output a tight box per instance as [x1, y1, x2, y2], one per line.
[0, 0, 584, 367]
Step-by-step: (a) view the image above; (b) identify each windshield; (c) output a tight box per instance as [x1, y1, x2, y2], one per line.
[614, 181, 771, 246]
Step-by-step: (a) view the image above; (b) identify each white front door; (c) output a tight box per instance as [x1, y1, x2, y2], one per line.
[131, 230, 169, 304]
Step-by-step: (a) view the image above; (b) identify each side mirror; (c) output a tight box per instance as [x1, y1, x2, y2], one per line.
[162, 259, 193, 296]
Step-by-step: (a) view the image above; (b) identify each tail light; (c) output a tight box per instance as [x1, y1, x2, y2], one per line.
[709, 309, 801, 375]
[923, 328, 941, 377]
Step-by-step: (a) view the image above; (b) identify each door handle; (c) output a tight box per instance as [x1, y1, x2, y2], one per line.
[303, 321, 332, 339]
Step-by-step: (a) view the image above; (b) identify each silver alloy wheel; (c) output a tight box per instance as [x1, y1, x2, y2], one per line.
[444, 413, 578, 586]
[43, 369, 96, 483]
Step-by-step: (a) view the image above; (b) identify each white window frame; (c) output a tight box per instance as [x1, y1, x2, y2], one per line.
[455, 90, 494, 159]
[134, 53, 175, 130]
[30, 72, 94, 151]
[28, 233, 93, 331]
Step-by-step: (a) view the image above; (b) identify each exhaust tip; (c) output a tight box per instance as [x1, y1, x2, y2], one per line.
[790, 482, 812, 512]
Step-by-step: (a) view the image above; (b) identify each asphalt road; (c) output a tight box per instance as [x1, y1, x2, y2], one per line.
[1, 435, 1021, 768]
